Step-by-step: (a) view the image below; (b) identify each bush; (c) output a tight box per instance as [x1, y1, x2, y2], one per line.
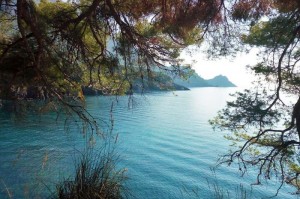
[52, 148, 127, 199]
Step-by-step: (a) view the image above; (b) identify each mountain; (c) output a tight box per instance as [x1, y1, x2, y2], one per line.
[206, 75, 236, 87]
[173, 73, 210, 87]
[132, 72, 189, 92]
[82, 71, 235, 96]
[174, 73, 236, 88]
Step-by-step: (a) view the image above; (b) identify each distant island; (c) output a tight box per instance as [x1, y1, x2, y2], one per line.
[174, 73, 236, 88]
[129, 70, 236, 93]
[82, 71, 236, 95]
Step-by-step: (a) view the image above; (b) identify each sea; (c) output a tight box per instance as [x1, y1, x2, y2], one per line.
[0, 88, 298, 198]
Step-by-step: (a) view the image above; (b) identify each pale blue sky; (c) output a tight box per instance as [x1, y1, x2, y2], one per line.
[181, 48, 259, 88]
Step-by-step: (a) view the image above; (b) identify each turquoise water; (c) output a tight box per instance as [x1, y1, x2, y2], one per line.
[0, 88, 298, 198]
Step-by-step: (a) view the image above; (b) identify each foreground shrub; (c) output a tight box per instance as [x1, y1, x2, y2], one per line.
[52, 148, 127, 199]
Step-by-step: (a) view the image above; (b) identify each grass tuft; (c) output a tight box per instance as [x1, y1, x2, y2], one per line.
[52, 148, 127, 199]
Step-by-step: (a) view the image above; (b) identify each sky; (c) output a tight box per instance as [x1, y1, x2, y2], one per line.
[180, 48, 260, 88]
